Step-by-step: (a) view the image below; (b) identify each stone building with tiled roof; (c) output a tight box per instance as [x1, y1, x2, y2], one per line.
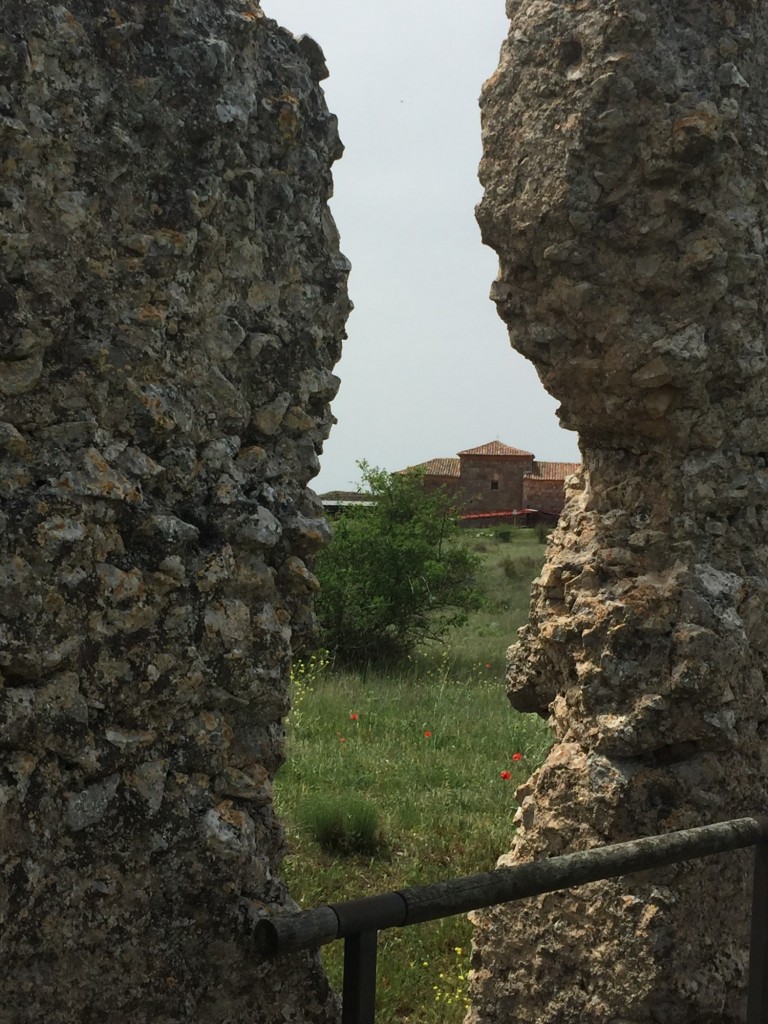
[404, 441, 581, 519]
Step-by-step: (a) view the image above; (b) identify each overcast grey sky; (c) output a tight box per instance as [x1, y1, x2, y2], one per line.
[262, 1, 582, 492]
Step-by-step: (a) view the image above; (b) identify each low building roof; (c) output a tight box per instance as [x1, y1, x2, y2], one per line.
[458, 441, 534, 458]
[525, 461, 581, 480]
[319, 490, 369, 501]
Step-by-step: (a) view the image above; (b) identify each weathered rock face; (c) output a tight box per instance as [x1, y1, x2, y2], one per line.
[471, 2, 768, 1021]
[0, 3, 349, 1021]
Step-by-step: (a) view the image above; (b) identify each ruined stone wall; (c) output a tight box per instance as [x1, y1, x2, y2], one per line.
[470, 1, 768, 1021]
[0, 3, 349, 1021]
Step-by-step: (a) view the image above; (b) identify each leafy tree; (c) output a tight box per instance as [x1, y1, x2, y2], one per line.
[315, 462, 480, 665]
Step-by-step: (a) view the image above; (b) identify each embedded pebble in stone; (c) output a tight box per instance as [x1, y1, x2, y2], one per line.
[65, 775, 120, 831]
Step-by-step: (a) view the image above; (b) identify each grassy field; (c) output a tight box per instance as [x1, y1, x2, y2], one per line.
[274, 526, 552, 1023]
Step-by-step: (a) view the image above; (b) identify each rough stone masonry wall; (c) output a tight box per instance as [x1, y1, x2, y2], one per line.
[0, 3, 349, 1021]
[470, 1, 768, 1022]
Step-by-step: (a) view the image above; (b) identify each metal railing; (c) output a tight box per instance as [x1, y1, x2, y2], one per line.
[255, 816, 768, 1024]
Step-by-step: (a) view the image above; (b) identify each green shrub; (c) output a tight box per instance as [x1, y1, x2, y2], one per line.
[316, 463, 480, 666]
[496, 530, 511, 543]
[299, 795, 382, 855]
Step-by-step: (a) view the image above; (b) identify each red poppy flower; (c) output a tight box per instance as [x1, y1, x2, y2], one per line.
[512, 752, 522, 761]
[350, 713, 359, 721]
[485, 663, 491, 669]
[339, 736, 347, 743]
[500, 770, 512, 780]
[423, 730, 432, 738]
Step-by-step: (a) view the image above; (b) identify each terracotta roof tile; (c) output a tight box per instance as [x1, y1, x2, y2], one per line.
[406, 457, 460, 477]
[458, 441, 534, 458]
[525, 461, 581, 480]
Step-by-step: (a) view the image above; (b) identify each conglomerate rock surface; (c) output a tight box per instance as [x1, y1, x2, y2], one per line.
[0, 3, 349, 1021]
[470, 1, 768, 1022]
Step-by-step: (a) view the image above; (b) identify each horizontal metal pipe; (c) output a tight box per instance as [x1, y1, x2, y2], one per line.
[255, 816, 768, 956]
[254, 905, 339, 956]
[401, 816, 768, 925]
[332, 891, 408, 937]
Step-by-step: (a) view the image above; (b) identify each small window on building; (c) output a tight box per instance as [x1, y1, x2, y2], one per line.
[490, 479, 499, 491]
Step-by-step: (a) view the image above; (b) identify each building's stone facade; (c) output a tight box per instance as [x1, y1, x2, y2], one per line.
[469, 1, 768, 1022]
[0, 3, 349, 1021]
[458, 446, 536, 515]
[520, 464, 575, 516]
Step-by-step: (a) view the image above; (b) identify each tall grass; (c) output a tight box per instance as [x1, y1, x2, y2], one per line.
[445, 525, 546, 674]
[274, 526, 552, 1023]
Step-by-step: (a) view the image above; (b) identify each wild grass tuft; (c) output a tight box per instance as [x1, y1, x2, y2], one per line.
[298, 794, 383, 855]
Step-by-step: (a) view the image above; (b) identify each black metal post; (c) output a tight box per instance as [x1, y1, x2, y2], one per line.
[747, 837, 768, 1024]
[342, 930, 378, 1024]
